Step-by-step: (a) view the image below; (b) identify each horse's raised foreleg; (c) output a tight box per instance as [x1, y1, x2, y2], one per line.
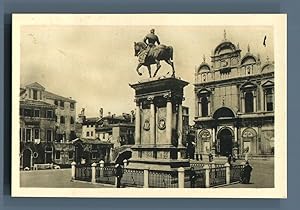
[136, 63, 143, 76]
[147, 65, 152, 78]
[165, 59, 175, 77]
[153, 60, 161, 78]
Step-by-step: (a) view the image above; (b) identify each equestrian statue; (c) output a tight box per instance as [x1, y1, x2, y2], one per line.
[134, 29, 175, 78]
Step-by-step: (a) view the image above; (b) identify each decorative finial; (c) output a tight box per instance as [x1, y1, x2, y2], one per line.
[257, 53, 260, 61]
[247, 44, 250, 53]
[237, 42, 240, 49]
[223, 29, 227, 41]
[203, 54, 206, 63]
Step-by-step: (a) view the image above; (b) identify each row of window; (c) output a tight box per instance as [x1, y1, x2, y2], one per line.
[20, 128, 53, 142]
[57, 116, 75, 124]
[54, 100, 75, 109]
[55, 151, 74, 160]
[198, 88, 274, 117]
[86, 131, 94, 137]
[21, 108, 54, 119]
[31, 89, 42, 100]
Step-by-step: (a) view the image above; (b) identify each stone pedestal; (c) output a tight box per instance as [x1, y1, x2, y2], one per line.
[129, 77, 190, 171]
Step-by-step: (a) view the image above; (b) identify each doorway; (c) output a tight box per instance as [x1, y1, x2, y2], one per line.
[218, 128, 233, 156]
[23, 149, 32, 169]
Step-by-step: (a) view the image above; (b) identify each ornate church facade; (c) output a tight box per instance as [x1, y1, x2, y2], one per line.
[194, 32, 274, 158]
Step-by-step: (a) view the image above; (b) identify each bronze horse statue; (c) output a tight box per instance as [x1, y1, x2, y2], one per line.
[134, 42, 175, 78]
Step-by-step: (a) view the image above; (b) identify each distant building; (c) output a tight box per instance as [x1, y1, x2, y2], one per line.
[77, 110, 135, 163]
[194, 32, 274, 157]
[19, 82, 77, 169]
[44, 90, 77, 142]
[73, 138, 113, 165]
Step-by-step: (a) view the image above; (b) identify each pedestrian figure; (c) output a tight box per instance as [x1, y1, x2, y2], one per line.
[232, 154, 236, 162]
[115, 164, 123, 188]
[240, 161, 253, 184]
[208, 153, 213, 162]
[227, 154, 232, 165]
[190, 167, 197, 188]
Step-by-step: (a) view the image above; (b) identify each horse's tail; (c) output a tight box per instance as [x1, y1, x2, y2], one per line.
[167, 46, 173, 61]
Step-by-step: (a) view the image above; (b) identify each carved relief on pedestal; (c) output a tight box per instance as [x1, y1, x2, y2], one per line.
[158, 118, 166, 130]
[143, 151, 153, 159]
[143, 119, 150, 131]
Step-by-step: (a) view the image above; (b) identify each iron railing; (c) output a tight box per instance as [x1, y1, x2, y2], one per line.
[230, 164, 243, 182]
[122, 168, 144, 187]
[96, 166, 116, 185]
[185, 169, 206, 188]
[149, 170, 178, 188]
[75, 165, 92, 182]
[209, 166, 226, 187]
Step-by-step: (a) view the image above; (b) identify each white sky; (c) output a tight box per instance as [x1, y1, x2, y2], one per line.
[20, 26, 274, 123]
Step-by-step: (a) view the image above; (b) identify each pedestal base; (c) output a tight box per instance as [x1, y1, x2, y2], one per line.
[127, 158, 190, 171]
[128, 144, 190, 171]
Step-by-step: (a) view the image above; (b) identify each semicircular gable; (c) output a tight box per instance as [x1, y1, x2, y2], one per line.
[197, 64, 210, 73]
[214, 41, 237, 55]
[241, 55, 256, 65]
[241, 81, 257, 89]
[261, 63, 274, 73]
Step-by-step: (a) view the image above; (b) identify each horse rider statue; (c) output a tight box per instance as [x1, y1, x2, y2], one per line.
[134, 29, 175, 78]
[140, 29, 161, 63]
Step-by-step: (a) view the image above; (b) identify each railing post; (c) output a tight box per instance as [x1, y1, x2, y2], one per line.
[178, 167, 185, 188]
[99, 160, 104, 178]
[91, 162, 97, 184]
[123, 159, 128, 168]
[204, 165, 210, 188]
[144, 168, 149, 188]
[71, 161, 76, 181]
[225, 162, 231, 185]
[211, 161, 215, 169]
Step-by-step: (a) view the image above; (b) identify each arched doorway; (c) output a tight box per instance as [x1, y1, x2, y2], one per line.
[45, 145, 53, 163]
[218, 128, 233, 156]
[23, 149, 32, 169]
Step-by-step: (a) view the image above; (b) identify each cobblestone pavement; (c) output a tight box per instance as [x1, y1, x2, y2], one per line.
[20, 169, 114, 188]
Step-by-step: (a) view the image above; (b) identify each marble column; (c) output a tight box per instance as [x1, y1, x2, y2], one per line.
[165, 95, 173, 145]
[177, 103, 183, 159]
[212, 127, 216, 143]
[208, 101, 211, 116]
[241, 94, 245, 113]
[234, 127, 238, 142]
[177, 103, 183, 147]
[260, 86, 264, 111]
[149, 97, 156, 145]
[253, 91, 257, 112]
[135, 100, 141, 145]
[198, 102, 202, 117]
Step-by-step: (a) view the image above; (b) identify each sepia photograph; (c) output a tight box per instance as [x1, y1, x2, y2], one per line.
[11, 14, 287, 198]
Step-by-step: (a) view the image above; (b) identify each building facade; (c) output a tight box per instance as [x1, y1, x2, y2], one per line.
[44, 90, 77, 142]
[20, 82, 77, 169]
[194, 33, 274, 157]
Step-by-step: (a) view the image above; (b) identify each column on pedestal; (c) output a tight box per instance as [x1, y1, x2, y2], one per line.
[134, 100, 141, 145]
[165, 95, 173, 145]
[148, 96, 156, 145]
[177, 102, 183, 159]
[177, 103, 183, 147]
